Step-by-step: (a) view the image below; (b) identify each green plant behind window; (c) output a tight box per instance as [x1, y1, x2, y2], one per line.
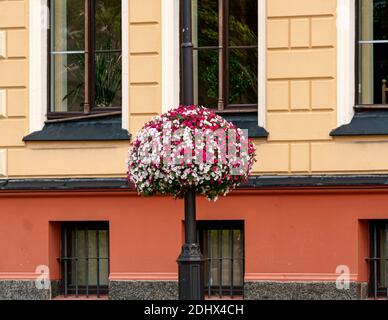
[62, 0, 122, 109]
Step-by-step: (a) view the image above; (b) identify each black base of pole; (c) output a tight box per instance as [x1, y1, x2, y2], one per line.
[177, 243, 204, 300]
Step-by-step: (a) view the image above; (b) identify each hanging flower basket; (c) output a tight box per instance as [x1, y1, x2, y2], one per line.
[127, 105, 256, 201]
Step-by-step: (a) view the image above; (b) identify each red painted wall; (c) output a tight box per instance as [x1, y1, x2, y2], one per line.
[0, 188, 387, 283]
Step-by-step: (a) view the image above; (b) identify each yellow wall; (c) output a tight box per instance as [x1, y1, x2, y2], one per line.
[0, 0, 388, 178]
[129, 0, 162, 133]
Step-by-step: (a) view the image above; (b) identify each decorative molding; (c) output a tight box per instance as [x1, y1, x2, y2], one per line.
[245, 273, 358, 282]
[161, 0, 180, 112]
[258, 0, 266, 129]
[0, 272, 43, 280]
[0, 30, 6, 59]
[177, 243, 203, 261]
[0, 149, 7, 177]
[337, 0, 356, 127]
[5, 175, 388, 191]
[109, 273, 178, 281]
[0, 89, 6, 118]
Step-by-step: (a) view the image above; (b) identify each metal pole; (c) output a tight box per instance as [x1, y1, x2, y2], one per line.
[181, 0, 194, 106]
[184, 188, 197, 244]
[177, 0, 204, 301]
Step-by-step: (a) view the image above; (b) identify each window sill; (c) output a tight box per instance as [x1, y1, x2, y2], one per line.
[23, 115, 131, 142]
[330, 108, 388, 136]
[220, 112, 268, 138]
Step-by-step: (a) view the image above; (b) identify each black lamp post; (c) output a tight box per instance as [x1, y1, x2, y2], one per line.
[176, 0, 205, 300]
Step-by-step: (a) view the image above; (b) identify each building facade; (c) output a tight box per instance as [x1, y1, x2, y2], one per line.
[0, 0, 388, 299]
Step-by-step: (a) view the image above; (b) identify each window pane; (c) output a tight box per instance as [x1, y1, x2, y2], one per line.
[194, 0, 219, 47]
[94, 52, 122, 108]
[195, 49, 219, 108]
[359, 0, 388, 41]
[201, 224, 244, 296]
[379, 227, 387, 289]
[221, 230, 229, 286]
[51, 0, 84, 52]
[228, 48, 258, 105]
[98, 230, 109, 286]
[358, 43, 388, 104]
[229, 0, 258, 46]
[67, 227, 109, 289]
[51, 53, 85, 112]
[95, 0, 122, 50]
[210, 230, 219, 286]
[233, 230, 244, 286]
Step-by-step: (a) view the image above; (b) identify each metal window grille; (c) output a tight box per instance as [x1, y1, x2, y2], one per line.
[197, 221, 245, 298]
[58, 222, 109, 298]
[368, 221, 388, 299]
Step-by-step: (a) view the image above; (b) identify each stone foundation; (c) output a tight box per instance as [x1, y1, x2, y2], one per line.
[0, 280, 61, 300]
[244, 281, 369, 300]
[109, 280, 178, 300]
[0, 279, 370, 300]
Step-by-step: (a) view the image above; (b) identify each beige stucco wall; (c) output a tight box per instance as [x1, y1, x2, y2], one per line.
[0, 0, 388, 178]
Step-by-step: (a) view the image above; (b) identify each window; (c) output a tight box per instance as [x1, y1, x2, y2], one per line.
[357, 0, 388, 105]
[197, 221, 244, 298]
[59, 222, 109, 298]
[368, 221, 388, 299]
[188, 0, 258, 112]
[49, 0, 122, 118]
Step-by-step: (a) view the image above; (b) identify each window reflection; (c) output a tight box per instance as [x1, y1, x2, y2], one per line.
[191, 0, 258, 110]
[358, 0, 388, 104]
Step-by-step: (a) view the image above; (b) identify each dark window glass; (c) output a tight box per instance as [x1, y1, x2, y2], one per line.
[358, 0, 388, 104]
[191, 0, 258, 111]
[50, 0, 122, 115]
[228, 48, 258, 105]
[196, 0, 219, 47]
[52, 53, 85, 111]
[229, 0, 258, 46]
[195, 49, 219, 108]
[52, 0, 85, 52]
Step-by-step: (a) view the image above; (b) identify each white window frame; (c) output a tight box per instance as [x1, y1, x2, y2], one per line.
[28, 0, 129, 133]
[337, 0, 356, 126]
[161, 0, 180, 113]
[161, 0, 267, 129]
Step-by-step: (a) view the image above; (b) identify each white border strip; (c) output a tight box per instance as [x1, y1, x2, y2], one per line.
[29, 0, 48, 133]
[121, 0, 130, 130]
[337, 0, 355, 126]
[258, 0, 266, 129]
[161, 0, 180, 112]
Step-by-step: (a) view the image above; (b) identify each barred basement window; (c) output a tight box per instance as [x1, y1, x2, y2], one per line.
[368, 221, 388, 299]
[49, 0, 122, 118]
[59, 222, 109, 298]
[197, 221, 244, 298]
